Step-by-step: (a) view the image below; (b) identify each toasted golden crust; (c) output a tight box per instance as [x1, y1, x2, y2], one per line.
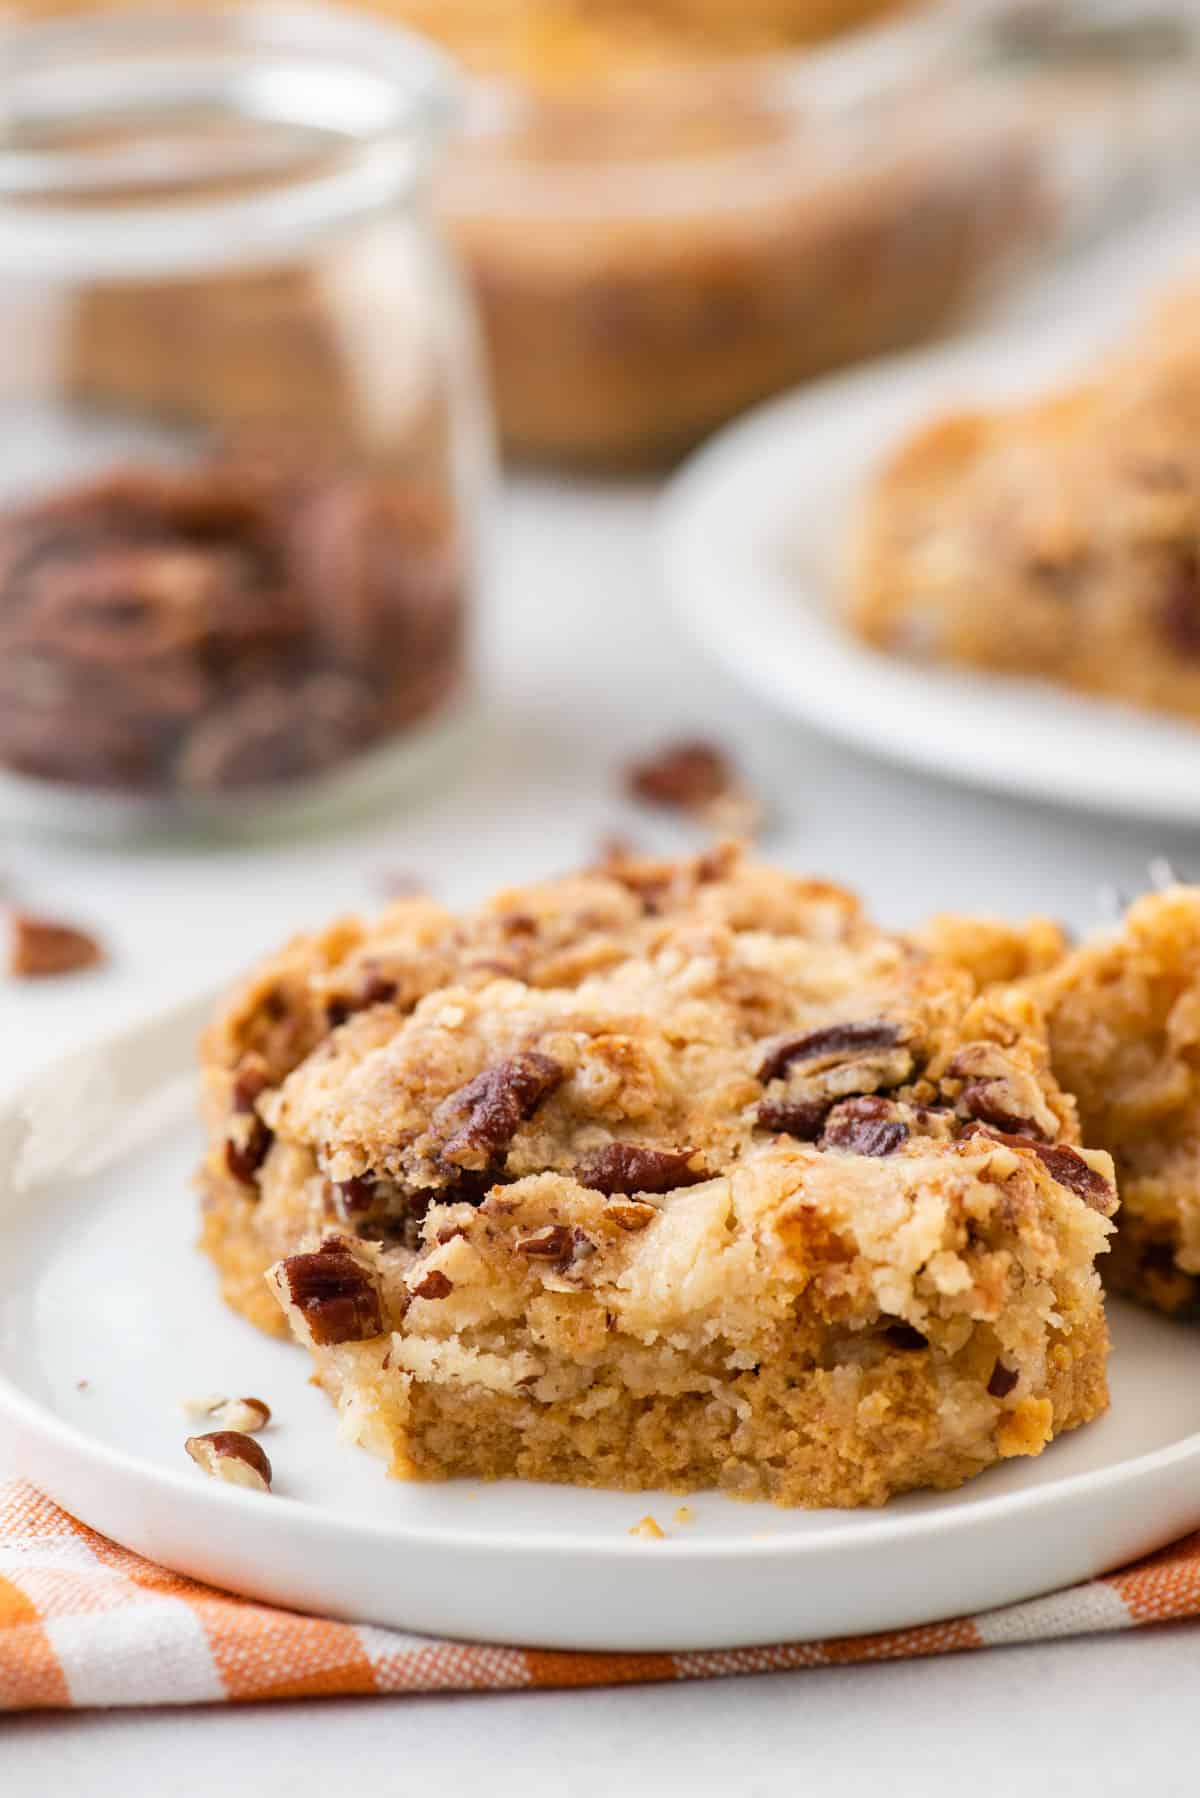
[915, 912, 1071, 992]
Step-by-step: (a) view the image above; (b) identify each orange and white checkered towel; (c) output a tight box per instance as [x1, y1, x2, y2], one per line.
[3, 1478, 1200, 1710]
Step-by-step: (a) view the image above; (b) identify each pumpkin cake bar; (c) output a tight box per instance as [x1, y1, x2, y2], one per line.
[199, 848, 1116, 1507]
[1034, 884, 1200, 1317]
[844, 287, 1200, 722]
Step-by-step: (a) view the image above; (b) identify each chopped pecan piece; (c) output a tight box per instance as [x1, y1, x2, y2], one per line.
[360, 971, 399, 1006]
[8, 910, 105, 978]
[327, 1174, 443, 1250]
[758, 1021, 901, 1085]
[332, 1175, 378, 1216]
[625, 739, 737, 812]
[961, 1124, 1117, 1214]
[232, 1054, 271, 1114]
[755, 1022, 914, 1140]
[215, 1396, 271, 1433]
[820, 1096, 909, 1157]
[1028, 1143, 1118, 1214]
[435, 1051, 564, 1170]
[957, 1082, 1046, 1139]
[946, 1044, 1058, 1142]
[224, 1116, 273, 1187]
[326, 967, 400, 1028]
[184, 1395, 272, 1434]
[272, 1240, 383, 1345]
[516, 1224, 573, 1262]
[987, 1361, 1019, 1399]
[574, 1142, 705, 1196]
[755, 1095, 832, 1140]
[624, 741, 761, 836]
[185, 1430, 272, 1492]
[410, 1268, 453, 1300]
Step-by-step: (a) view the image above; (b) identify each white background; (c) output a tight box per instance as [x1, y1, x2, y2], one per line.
[4, 473, 1200, 1789]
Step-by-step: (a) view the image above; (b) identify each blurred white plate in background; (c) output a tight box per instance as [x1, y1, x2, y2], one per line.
[2, 996, 1200, 1650]
[660, 205, 1200, 824]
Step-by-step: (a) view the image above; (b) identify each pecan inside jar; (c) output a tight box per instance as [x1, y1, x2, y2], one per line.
[0, 443, 467, 799]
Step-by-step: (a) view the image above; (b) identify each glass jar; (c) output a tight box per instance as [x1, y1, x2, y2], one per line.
[416, 12, 1039, 467]
[0, 4, 492, 835]
[420, 0, 1200, 468]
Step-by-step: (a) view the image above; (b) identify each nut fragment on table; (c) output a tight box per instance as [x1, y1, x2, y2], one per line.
[624, 738, 762, 837]
[185, 1429, 273, 1492]
[8, 910, 106, 978]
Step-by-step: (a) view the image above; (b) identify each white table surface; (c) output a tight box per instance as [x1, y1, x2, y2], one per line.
[4, 471, 1199, 1792]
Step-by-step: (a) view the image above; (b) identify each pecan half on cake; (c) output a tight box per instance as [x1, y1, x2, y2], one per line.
[198, 847, 1115, 1506]
[844, 286, 1200, 722]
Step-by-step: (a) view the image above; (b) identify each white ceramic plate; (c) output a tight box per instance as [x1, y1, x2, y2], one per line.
[659, 212, 1200, 824]
[3, 996, 1200, 1652]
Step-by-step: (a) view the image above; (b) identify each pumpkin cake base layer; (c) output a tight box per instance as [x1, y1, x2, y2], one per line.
[196, 846, 1118, 1508]
[279, 1185, 1111, 1509]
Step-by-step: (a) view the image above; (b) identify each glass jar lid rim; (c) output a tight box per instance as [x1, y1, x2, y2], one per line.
[0, 2, 459, 277]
